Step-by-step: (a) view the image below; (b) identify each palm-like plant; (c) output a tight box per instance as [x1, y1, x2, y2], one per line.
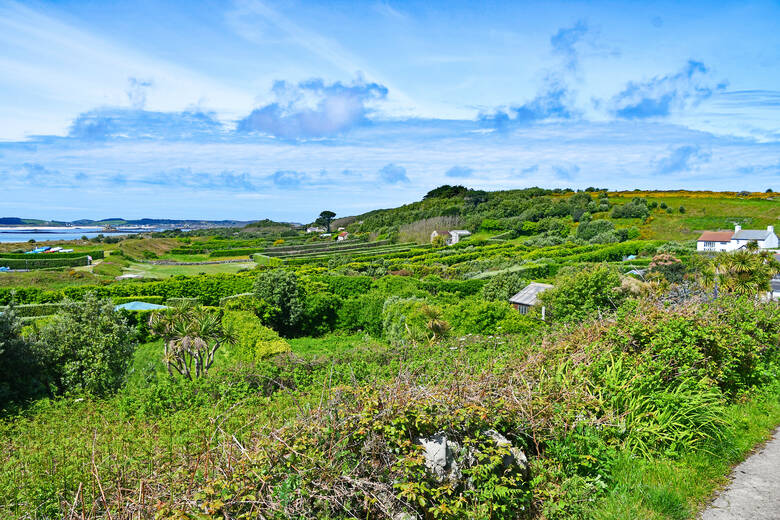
[419, 304, 451, 344]
[711, 248, 780, 298]
[149, 302, 236, 379]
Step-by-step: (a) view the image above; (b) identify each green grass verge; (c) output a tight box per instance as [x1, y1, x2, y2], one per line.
[593, 382, 780, 520]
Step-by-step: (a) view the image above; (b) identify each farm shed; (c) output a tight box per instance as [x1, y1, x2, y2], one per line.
[509, 282, 554, 316]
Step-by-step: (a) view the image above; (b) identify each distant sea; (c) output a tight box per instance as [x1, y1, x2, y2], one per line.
[0, 227, 147, 243]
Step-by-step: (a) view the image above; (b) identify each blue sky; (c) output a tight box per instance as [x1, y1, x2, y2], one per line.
[1, 0, 779, 221]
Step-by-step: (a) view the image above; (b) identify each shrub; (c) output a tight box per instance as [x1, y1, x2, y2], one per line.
[0, 305, 47, 406]
[254, 270, 305, 335]
[612, 198, 650, 219]
[382, 296, 429, 345]
[300, 292, 342, 336]
[33, 293, 135, 396]
[480, 271, 528, 302]
[221, 310, 290, 361]
[336, 292, 386, 336]
[538, 264, 625, 322]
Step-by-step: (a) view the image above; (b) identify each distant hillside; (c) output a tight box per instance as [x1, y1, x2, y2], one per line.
[343, 186, 779, 242]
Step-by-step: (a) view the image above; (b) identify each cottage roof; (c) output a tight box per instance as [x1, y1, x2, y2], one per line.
[733, 229, 771, 240]
[433, 230, 451, 236]
[697, 231, 733, 242]
[509, 282, 554, 306]
[450, 230, 471, 235]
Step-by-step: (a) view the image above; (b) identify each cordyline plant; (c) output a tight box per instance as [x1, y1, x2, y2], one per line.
[149, 303, 236, 379]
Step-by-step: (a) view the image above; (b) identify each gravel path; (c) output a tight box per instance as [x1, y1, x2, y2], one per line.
[700, 427, 780, 520]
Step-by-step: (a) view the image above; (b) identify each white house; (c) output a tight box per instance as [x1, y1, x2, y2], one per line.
[430, 230, 451, 244]
[430, 229, 472, 245]
[337, 231, 349, 241]
[449, 230, 472, 244]
[696, 225, 777, 252]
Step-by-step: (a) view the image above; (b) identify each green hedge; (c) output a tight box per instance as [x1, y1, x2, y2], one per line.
[0, 250, 104, 259]
[0, 256, 90, 269]
[112, 296, 165, 305]
[208, 248, 264, 258]
[222, 310, 290, 361]
[253, 254, 283, 266]
[0, 303, 64, 317]
[0, 273, 256, 306]
[166, 297, 200, 306]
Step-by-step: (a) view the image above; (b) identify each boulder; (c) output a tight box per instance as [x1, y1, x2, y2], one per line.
[483, 429, 528, 477]
[417, 432, 461, 482]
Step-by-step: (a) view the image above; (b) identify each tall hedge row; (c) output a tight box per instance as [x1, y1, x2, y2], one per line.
[0, 256, 90, 269]
[0, 250, 104, 259]
[0, 273, 255, 306]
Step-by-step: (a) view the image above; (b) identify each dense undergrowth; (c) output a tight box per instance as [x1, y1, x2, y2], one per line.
[1, 295, 777, 519]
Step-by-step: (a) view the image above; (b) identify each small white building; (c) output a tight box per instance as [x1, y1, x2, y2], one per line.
[696, 225, 777, 252]
[306, 226, 325, 233]
[337, 231, 349, 241]
[449, 230, 472, 244]
[430, 229, 472, 245]
[430, 230, 451, 244]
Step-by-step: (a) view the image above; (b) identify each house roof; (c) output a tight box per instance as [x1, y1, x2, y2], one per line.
[733, 229, 771, 240]
[697, 231, 733, 242]
[338, 231, 348, 237]
[450, 230, 471, 235]
[433, 230, 451, 236]
[509, 282, 554, 306]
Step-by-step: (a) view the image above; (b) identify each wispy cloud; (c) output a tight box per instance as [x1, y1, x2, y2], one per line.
[68, 108, 224, 141]
[378, 163, 409, 183]
[136, 168, 259, 191]
[654, 145, 711, 174]
[610, 60, 726, 119]
[126, 77, 153, 110]
[550, 21, 588, 71]
[269, 169, 308, 188]
[445, 166, 474, 178]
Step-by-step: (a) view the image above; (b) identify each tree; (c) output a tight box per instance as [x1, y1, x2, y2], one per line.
[149, 303, 235, 379]
[316, 210, 336, 232]
[34, 293, 135, 396]
[254, 269, 305, 335]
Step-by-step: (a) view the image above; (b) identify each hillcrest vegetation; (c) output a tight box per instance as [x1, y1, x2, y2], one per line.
[0, 187, 779, 520]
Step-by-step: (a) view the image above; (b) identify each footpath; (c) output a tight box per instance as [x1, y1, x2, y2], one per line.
[699, 427, 780, 520]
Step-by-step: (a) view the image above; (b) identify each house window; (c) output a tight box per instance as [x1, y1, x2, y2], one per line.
[703, 241, 715, 249]
[517, 305, 528, 315]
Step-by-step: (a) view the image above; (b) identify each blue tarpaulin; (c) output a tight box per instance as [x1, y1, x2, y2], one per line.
[114, 302, 168, 311]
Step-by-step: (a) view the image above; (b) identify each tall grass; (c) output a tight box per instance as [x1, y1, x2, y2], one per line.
[398, 216, 465, 244]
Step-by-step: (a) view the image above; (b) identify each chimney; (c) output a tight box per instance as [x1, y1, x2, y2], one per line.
[735, 224, 741, 233]
[769, 225, 775, 234]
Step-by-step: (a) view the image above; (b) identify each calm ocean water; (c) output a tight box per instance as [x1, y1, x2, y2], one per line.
[0, 228, 144, 243]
